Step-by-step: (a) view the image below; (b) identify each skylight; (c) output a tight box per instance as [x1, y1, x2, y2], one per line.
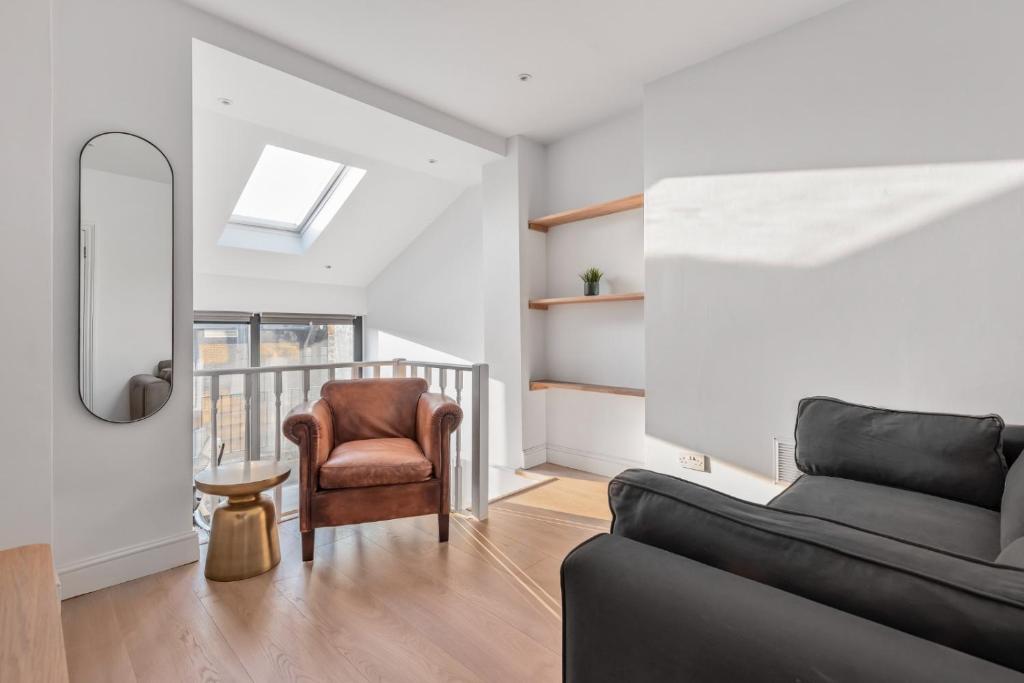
[220, 144, 367, 254]
[230, 145, 346, 234]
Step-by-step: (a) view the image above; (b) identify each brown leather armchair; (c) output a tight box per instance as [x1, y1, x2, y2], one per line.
[283, 377, 463, 561]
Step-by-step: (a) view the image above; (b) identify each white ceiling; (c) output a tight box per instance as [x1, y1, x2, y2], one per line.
[194, 41, 500, 185]
[194, 42, 496, 287]
[184, 0, 848, 141]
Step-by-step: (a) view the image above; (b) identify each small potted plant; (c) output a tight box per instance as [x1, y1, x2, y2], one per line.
[580, 267, 603, 296]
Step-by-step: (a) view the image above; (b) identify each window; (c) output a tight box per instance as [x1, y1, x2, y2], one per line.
[192, 311, 362, 521]
[219, 145, 367, 253]
[230, 145, 340, 233]
[192, 312, 360, 376]
[192, 320, 251, 476]
[260, 317, 356, 367]
[192, 311, 361, 456]
[192, 322, 251, 371]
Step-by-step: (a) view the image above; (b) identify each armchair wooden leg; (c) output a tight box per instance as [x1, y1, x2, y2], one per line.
[302, 530, 314, 562]
[438, 513, 450, 542]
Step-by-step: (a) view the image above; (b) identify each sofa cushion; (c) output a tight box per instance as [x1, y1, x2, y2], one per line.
[1001, 453, 1024, 548]
[609, 469, 1024, 672]
[770, 475, 1001, 560]
[795, 397, 1007, 509]
[319, 438, 433, 489]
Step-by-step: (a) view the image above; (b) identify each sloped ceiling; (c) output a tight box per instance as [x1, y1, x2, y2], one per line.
[193, 42, 501, 288]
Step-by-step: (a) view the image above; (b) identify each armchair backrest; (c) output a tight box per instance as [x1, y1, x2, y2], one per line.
[321, 377, 428, 445]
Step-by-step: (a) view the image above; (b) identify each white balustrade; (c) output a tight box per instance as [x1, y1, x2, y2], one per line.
[194, 359, 489, 521]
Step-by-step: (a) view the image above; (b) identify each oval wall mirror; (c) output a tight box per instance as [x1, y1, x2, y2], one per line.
[79, 132, 173, 422]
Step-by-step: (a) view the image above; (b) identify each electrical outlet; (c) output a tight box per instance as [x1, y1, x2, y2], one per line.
[678, 452, 708, 472]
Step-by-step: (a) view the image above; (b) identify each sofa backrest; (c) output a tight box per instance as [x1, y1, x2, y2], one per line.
[794, 397, 1007, 510]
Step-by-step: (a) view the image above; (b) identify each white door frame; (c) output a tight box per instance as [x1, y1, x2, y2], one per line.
[79, 222, 96, 407]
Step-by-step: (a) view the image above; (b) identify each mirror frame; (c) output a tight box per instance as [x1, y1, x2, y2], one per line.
[78, 131, 174, 423]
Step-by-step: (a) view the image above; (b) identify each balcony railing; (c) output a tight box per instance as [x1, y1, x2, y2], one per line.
[193, 359, 489, 522]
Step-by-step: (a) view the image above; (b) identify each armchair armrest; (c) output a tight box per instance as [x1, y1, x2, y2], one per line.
[283, 399, 334, 527]
[415, 393, 463, 479]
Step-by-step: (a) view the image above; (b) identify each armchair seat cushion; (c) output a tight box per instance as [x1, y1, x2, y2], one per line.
[770, 475, 1002, 560]
[319, 438, 433, 490]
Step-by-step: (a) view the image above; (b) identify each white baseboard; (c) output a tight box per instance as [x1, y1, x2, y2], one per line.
[522, 443, 547, 469]
[545, 443, 644, 478]
[58, 530, 199, 599]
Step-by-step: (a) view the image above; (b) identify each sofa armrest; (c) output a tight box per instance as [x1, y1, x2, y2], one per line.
[128, 373, 170, 419]
[283, 400, 334, 527]
[562, 534, 1021, 683]
[415, 393, 463, 479]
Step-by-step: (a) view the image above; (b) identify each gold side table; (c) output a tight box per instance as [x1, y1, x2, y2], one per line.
[195, 461, 291, 582]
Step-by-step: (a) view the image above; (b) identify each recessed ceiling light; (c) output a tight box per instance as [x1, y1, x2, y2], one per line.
[324, 264, 333, 269]
[517, 73, 532, 82]
[428, 158, 437, 164]
[217, 97, 233, 106]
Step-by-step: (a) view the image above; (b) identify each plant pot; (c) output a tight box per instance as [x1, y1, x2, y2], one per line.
[584, 282, 600, 296]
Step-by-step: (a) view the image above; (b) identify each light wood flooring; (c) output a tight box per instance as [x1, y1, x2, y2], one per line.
[60, 465, 611, 682]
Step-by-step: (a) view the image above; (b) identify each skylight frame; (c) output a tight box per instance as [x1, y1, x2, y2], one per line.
[218, 148, 367, 256]
[227, 145, 348, 236]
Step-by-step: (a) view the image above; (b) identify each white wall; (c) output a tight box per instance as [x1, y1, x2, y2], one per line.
[545, 109, 645, 387]
[364, 187, 484, 505]
[481, 137, 547, 469]
[365, 187, 484, 364]
[540, 109, 647, 475]
[0, 0, 53, 550]
[47, 0, 503, 597]
[520, 138, 549, 465]
[83, 170, 173, 419]
[481, 143, 525, 469]
[196, 273, 366, 316]
[644, 0, 1024, 500]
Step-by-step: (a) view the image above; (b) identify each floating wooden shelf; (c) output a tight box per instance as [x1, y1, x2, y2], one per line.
[528, 193, 643, 232]
[529, 292, 644, 310]
[529, 379, 645, 397]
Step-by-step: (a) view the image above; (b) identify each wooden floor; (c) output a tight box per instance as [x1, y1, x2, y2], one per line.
[60, 465, 610, 682]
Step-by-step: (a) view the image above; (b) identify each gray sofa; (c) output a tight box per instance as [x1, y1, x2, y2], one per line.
[128, 359, 172, 420]
[562, 397, 1024, 682]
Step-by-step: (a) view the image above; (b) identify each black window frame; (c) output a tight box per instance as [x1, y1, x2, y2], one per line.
[192, 310, 362, 464]
[192, 311, 363, 369]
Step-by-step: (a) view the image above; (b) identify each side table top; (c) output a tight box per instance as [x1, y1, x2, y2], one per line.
[195, 461, 291, 497]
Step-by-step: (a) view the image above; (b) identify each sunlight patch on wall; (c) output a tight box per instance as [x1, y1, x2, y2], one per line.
[647, 161, 1024, 268]
[645, 435, 782, 504]
[369, 330, 472, 365]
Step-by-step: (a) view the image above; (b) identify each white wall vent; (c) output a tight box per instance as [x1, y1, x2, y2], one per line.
[773, 437, 799, 484]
